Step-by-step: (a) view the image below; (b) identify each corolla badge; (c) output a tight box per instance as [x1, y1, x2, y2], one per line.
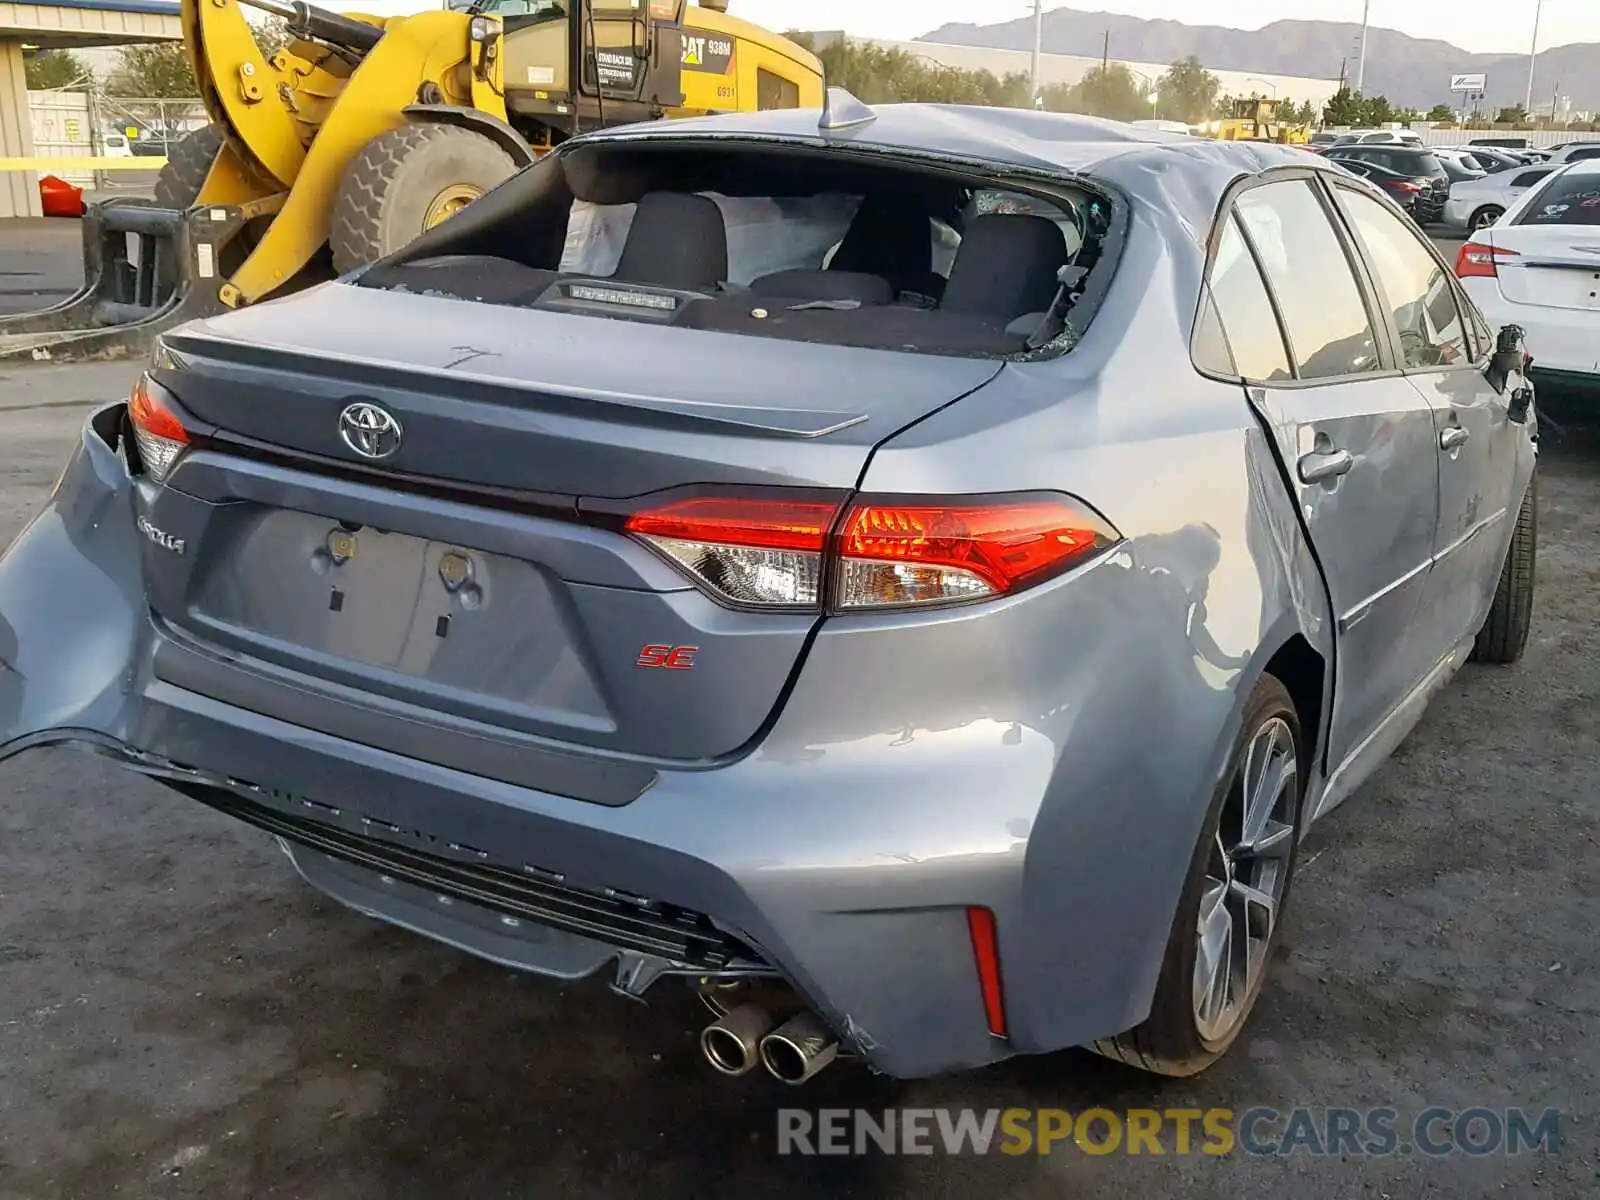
[338, 402, 403, 460]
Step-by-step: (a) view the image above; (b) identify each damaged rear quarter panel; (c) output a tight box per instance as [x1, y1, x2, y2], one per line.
[0, 406, 146, 757]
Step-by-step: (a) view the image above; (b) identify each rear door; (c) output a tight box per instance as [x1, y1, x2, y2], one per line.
[1205, 174, 1442, 773]
[1329, 181, 1521, 649]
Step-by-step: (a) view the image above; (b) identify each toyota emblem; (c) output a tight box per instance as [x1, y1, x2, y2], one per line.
[338, 402, 403, 460]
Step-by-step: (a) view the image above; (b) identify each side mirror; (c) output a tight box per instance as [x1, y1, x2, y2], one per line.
[1486, 323, 1527, 394]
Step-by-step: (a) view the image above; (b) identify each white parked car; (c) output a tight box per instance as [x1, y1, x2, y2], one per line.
[1329, 129, 1423, 148]
[1454, 160, 1600, 396]
[1545, 142, 1600, 165]
[1442, 162, 1565, 233]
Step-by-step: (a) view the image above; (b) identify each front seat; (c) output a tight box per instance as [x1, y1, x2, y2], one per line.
[613, 192, 729, 289]
[940, 214, 1067, 323]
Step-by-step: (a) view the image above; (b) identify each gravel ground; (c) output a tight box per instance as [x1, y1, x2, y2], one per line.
[0, 326, 1596, 1196]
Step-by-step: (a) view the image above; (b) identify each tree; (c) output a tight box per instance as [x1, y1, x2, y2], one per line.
[1293, 99, 1318, 126]
[787, 34, 1034, 108]
[1156, 55, 1220, 123]
[24, 49, 90, 90]
[1322, 87, 1364, 126]
[253, 15, 293, 59]
[106, 43, 197, 98]
[1048, 63, 1152, 122]
[1359, 94, 1397, 125]
[1426, 103, 1456, 123]
[1496, 105, 1529, 125]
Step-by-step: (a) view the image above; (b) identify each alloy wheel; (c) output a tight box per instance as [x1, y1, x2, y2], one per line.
[1192, 716, 1298, 1044]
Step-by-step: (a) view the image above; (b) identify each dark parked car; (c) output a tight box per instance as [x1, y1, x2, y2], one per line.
[1326, 146, 1449, 222]
[0, 98, 1539, 1085]
[1328, 156, 1446, 223]
[1455, 146, 1525, 173]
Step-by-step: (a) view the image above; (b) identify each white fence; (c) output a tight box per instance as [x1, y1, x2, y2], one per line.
[28, 90, 94, 187]
[1404, 127, 1600, 150]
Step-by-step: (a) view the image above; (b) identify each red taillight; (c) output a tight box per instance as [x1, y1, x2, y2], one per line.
[624, 495, 837, 553]
[624, 495, 840, 609]
[128, 374, 189, 482]
[966, 906, 1008, 1038]
[1456, 240, 1518, 279]
[1393, 180, 1425, 193]
[836, 496, 1117, 609]
[622, 491, 1119, 612]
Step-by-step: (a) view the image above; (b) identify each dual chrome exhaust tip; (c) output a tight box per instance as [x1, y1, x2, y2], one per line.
[700, 1003, 839, 1084]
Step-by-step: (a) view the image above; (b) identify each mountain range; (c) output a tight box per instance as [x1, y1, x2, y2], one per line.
[916, 10, 1600, 112]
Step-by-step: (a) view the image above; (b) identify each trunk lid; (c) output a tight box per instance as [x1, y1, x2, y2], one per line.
[163, 283, 1001, 495]
[1485, 224, 1600, 311]
[145, 284, 1001, 772]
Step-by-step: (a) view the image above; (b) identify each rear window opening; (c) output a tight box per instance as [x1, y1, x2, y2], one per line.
[352, 139, 1122, 360]
[1516, 172, 1600, 226]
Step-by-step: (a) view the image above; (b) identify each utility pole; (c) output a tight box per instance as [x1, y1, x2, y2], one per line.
[1337, 57, 1347, 92]
[1102, 30, 1110, 73]
[1355, 0, 1370, 94]
[1524, 0, 1543, 114]
[1030, 0, 1043, 104]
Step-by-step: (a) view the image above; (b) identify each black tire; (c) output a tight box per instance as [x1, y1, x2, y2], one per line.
[1471, 475, 1537, 665]
[1469, 205, 1505, 232]
[153, 124, 225, 209]
[329, 124, 514, 274]
[1090, 675, 1304, 1077]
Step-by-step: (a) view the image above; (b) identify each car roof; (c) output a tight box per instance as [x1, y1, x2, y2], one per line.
[566, 100, 1348, 234]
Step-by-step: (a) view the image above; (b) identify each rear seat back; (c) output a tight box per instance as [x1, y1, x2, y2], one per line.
[683, 213, 1069, 355]
[613, 192, 729, 289]
[747, 269, 894, 306]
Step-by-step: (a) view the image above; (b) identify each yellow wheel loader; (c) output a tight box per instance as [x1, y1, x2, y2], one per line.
[1200, 98, 1311, 146]
[0, 0, 821, 362]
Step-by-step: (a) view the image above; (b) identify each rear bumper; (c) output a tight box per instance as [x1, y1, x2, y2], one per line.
[1440, 197, 1478, 231]
[0, 407, 1268, 1079]
[1460, 279, 1600, 380]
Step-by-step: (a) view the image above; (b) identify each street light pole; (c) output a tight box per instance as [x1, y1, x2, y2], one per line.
[1524, 0, 1543, 114]
[1355, 0, 1370, 94]
[1248, 77, 1279, 99]
[1030, 0, 1043, 104]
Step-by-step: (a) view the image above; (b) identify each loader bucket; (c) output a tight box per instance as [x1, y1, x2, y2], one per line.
[0, 199, 250, 364]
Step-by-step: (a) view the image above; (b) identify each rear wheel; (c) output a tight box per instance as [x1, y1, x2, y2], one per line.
[330, 124, 515, 274]
[1471, 475, 1537, 665]
[1469, 205, 1505, 232]
[1090, 675, 1303, 1076]
[153, 124, 225, 209]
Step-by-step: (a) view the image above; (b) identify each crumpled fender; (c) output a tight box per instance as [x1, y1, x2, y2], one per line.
[0, 404, 145, 762]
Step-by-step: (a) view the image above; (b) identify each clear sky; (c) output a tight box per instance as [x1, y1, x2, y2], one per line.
[731, 0, 1592, 56]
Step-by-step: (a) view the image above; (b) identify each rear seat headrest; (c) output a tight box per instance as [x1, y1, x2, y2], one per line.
[614, 192, 729, 289]
[941, 214, 1067, 321]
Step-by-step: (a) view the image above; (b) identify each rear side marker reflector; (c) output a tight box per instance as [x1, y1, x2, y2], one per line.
[967, 906, 1008, 1038]
[623, 492, 1119, 613]
[128, 373, 189, 484]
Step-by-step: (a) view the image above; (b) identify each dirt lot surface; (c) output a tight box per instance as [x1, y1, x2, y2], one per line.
[0, 246, 1595, 1198]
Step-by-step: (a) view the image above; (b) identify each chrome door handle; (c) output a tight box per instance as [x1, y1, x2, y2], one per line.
[1440, 426, 1471, 451]
[1297, 448, 1355, 484]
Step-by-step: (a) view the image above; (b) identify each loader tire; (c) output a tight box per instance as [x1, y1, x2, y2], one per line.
[330, 124, 515, 275]
[153, 124, 225, 209]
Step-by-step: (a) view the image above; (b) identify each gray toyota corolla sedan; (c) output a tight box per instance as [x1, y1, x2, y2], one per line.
[0, 95, 1538, 1084]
